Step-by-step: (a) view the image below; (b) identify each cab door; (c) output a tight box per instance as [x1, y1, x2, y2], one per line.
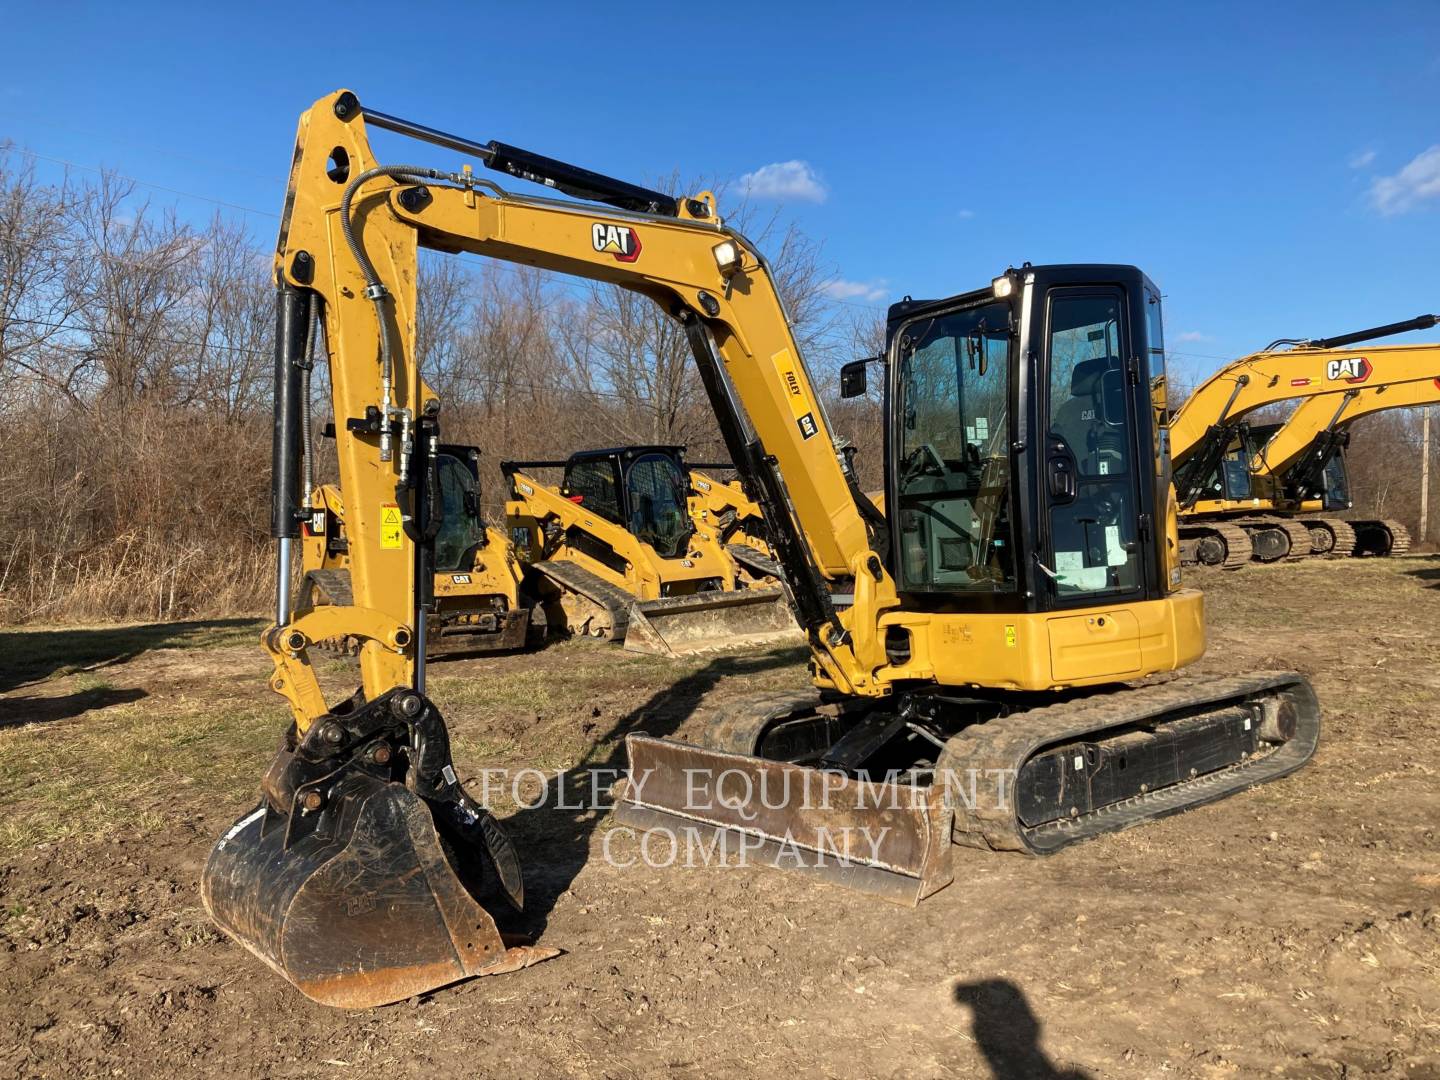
[1042, 287, 1147, 607]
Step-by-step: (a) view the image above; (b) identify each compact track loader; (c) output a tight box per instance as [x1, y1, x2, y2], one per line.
[301, 444, 533, 655]
[204, 91, 1321, 1008]
[503, 446, 796, 656]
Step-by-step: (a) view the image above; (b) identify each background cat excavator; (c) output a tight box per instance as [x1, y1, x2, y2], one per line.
[1248, 375, 1440, 555]
[201, 90, 1319, 1010]
[1169, 319, 1438, 566]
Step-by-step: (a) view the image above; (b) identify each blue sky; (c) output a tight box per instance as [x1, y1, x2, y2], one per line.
[3, 1, 1439, 384]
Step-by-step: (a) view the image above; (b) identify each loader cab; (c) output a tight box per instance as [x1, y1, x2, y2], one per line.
[433, 445, 487, 573]
[878, 264, 1169, 613]
[561, 446, 695, 558]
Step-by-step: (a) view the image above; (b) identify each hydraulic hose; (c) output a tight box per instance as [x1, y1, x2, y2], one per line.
[338, 164, 453, 462]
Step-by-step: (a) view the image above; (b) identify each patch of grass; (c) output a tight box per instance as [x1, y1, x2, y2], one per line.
[0, 694, 278, 853]
[1, 618, 265, 691]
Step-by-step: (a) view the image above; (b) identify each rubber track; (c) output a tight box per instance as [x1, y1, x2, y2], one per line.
[1386, 520, 1412, 556]
[700, 688, 826, 754]
[1179, 521, 1254, 570]
[530, 559, 635, 639]
[1294, 516, 1357, 558]
[1234, 517, 1313, 562]
[937, 671, 1319, 854]
[1356, 519, 1412, 556]
[300, 570, 359, 655]
[726, 544, 784, 581]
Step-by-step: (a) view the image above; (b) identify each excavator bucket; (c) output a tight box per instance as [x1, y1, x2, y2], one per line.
[612, 735, 955, 905]
[623, 586, 802, 657]
[201, 693, 557, 1008]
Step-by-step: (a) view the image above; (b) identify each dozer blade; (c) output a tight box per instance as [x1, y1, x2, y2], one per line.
[201, 689, 558, 1008]
[612, 735, 954, 905]
[622, 586, 802, 657]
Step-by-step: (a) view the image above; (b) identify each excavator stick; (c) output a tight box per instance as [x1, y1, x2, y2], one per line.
[624, 586, 802, 657]
[201, 688, 557, 1008]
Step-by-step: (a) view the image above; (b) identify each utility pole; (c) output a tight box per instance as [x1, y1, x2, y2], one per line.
[1422, 407, 1432, 545]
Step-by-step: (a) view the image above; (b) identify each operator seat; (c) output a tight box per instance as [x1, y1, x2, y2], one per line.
[1052, 356, 1125, 475]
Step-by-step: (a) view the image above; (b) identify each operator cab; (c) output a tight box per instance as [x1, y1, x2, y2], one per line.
[561, 446, 696, 558]
[433, 445, 488, 573]
[845, 264, 1170, 613]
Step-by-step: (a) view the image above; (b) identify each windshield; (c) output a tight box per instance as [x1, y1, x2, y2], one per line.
[625, 453, 694, 558]
[1322, 453, 1350, 509]
[434, 454, 486, 572]
[894, 301, 1014, 593]
[1221, 448, 1252, 500]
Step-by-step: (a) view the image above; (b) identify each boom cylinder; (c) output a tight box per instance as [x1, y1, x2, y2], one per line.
[271, 283, 315, 623]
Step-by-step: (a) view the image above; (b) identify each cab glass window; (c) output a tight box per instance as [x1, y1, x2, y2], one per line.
[565, 459, 622, 523]
[625, 453, 693, 558]
[893, 301, 1015, 593]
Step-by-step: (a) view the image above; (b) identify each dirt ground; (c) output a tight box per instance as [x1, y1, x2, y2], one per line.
[2, 558, 1438, 1079]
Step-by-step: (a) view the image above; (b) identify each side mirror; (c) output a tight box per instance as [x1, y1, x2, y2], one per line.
[840, 357, 876, 398]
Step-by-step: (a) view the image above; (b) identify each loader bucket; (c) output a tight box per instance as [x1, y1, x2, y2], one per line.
[622, 586, 801, 657]
[612, 734, 954, 905]
[202, 757, 554, 1008]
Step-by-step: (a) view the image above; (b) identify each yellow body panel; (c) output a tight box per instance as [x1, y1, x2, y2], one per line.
[844, 590, 1206, 694]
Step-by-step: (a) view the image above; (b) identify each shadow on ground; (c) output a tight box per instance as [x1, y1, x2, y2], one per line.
[0, 686, 149, 729]
[501, 645, 807, 934]
[954, 979, 1092, 1079]
[1403, 561, 1440, 589]
[0, 618, 261, 692]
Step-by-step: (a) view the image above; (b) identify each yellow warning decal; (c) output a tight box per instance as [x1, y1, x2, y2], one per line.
[1004, 624, 1017, 648]
[380, 503, 403, 549]
[771, 348, 821, 440]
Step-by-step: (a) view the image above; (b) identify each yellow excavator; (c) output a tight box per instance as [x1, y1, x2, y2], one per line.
[301, 443, 533, 655]
[202, 90, 1320, 1008]
[1170, 320, 1439, 566]
[1247, 376, 1440, 554]
[502, 445, 796, 655]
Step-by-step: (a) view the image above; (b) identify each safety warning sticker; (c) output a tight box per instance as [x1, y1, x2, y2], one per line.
[380, 503, 403, 549]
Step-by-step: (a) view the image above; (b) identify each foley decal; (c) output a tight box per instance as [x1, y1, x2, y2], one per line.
[380, 503, 403, 549]
[591, 223, 641, 262]
[771, 348, 820, 440]
[1325, 356, 1372, 383]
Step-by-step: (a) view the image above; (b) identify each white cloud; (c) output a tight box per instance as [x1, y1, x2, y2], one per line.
[1369, 145, 1440, 215]
[736, 160, 827, 203]
[1173, 330, 1213, 344]
[956, 208, 976, 219]
[823, 278, 888, 303]
[1348, 148, 1377, 170]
